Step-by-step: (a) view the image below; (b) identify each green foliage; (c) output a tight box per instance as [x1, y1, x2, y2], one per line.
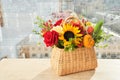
[64, 43, 76, 51]
[95, 44, 108, 48]
[56, 39, 76, 51]
[64, 38, 76, 51]
[56, 40, 64, 48]
[95, 32, 113, 47]
[34, 16, 45, 28]
[93, 20, 112, 48]
[33, 16, 46, 36]
[32, 29, 40, 35]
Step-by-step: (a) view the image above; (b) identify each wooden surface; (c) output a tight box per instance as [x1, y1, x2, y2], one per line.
[0, 59, 120, 80]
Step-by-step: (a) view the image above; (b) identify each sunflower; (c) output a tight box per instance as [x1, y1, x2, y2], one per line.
[59, 24, 83, 47]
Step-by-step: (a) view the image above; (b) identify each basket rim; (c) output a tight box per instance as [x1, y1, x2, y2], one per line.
[53, 46, 94, 51]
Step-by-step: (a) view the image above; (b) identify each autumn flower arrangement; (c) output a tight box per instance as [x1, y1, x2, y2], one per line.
[33, 14, 111, 51]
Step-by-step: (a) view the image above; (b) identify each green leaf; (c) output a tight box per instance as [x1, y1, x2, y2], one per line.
[94, 20, 104, 34]
[93, 29, 102, 39]
[56, 40, 64, 48]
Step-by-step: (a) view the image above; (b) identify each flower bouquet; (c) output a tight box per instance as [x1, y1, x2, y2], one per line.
[33, 12, 111, 75]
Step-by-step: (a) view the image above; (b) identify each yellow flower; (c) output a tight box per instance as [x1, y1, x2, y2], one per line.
[86, 21, 92, 26]
[83, 34, 94, 48]
[59, 24, 83, 47]
[64, 41, 71, 47]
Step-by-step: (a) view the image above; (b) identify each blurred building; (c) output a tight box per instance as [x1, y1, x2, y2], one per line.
[0, 0, 120, 59]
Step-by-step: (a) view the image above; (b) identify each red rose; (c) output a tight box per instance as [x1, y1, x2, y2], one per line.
[43, 30, 59, 47]
[54, 19, 63, 26]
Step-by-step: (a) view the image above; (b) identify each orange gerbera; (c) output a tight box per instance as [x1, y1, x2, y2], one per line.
[83, 34, 94, 48]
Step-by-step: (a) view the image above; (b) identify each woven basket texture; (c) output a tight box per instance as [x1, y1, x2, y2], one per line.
[51, 47, 97, 76]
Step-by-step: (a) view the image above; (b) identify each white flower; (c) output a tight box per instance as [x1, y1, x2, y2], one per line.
[51, 26, 63, 33]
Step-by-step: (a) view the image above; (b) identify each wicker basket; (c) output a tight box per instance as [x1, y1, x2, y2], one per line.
[51, 46, 97, 76]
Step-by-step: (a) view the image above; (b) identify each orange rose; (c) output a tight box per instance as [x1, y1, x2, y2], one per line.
[83, 34, 94, 48]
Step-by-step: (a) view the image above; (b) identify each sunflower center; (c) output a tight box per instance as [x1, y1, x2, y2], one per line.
[64, 31, 74, 41]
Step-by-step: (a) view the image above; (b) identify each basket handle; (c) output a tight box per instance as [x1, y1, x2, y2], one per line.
[63, 16, 86, 30]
